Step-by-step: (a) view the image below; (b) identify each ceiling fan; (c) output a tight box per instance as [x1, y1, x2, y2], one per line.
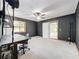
[33, 11, 46, 19]
[24, 0, 67, 20]
[6, 0, 77, 20]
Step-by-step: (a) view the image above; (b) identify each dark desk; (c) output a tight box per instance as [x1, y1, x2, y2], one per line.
[0, 34, 30, 59]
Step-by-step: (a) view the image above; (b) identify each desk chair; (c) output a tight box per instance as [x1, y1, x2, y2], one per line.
[18, 43, 30, 54]
[18, 34, 31, 54]
[1, 45, 11, 59]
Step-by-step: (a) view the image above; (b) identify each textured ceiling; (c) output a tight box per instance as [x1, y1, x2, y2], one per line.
[4, 0, 79, 21]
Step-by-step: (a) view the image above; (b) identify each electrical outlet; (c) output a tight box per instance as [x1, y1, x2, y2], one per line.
[68, 37, 70, 40]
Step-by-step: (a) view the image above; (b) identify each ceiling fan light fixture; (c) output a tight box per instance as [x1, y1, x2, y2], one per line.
[33, 12, 41, 16]
[33, 11, 46, 20]
[37, 16, 41, 20]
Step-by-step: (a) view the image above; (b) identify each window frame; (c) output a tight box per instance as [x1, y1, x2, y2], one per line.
[14, 20, 26, 33]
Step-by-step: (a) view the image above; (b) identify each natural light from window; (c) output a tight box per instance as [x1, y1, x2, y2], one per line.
[14, 20, 26, 32]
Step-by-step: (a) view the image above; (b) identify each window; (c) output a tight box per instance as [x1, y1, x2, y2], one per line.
[14, 20, 26, 32]
[50, 21, 58, 39]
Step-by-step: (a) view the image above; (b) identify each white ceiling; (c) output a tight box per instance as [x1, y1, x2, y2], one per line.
[5, 0, 78, 22]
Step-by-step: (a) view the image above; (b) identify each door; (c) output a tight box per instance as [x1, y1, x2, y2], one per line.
[42, 22, 50, 38]
[50, 21, 58, 39]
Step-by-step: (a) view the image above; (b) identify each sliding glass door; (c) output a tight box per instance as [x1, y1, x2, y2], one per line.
[50, 21, 58, 39]
[42, 21, 58, 39]
[43, 22, 50, 38]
